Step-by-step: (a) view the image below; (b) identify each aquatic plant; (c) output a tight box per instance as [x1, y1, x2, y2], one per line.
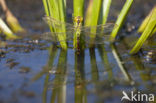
[110, 0, 133, 41]
[41, 0, 135, 83]
[0, 18, 18, 39]
[42, 0, 135, 50]
[42, 0, 67, 49]
[0, 0, 24, 38]
[37, 1, 137, 99]
[130, 6, 156, 54]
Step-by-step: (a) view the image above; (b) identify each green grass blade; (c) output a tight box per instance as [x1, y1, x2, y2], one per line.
[42, 0, 54, 32]
[110, 0, 133, 41]
[101, 0, 112, 25]
[85, 0, 102, 47]
[0, 0, 25, 33]
[49, 0, 59, 18]
[85, 0, 102, 26]
[0, 18, 18, 39]
[138, 6, 156, 35]
[130, 9, 156, 54]
[64, 0, 66, 8]
[73, 0, 84, 17]
[138, 9, 152, 33]
[42, 0, 50, 16]
[42, 0, 67, 50]
[84, 0, 93, 26]
[57, 0, 67, 50]
[58, 0, 66, 22]
[6, 13, 25, 33]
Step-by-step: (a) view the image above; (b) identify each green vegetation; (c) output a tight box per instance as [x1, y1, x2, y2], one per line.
[1, 1, 156, 102]
[41, 0, 136, 79]
[42, 0, 67, 50]
[101, 0, 112, 25]
[0, 18, 18, 39]
[0, 0, 24, 39]
[130, 6, 156, 54]
[40, 0, 135, 84]
[30, 1, 156, 101]
[110, 0, 133, 41]
[85, 0, 102, 47]
[42, 0, 136, 51]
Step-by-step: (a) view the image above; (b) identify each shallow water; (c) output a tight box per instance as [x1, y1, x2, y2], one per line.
[0, 0, 156, 103]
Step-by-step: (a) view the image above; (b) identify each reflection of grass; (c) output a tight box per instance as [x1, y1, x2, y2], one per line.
[89, 49, 99, 81]
[51, 49, 67, 103]
[74, 50, 86, 103]
[98, 44, 113, 80]
[111, 44, 133, 82]
[31, 44, 135, 103]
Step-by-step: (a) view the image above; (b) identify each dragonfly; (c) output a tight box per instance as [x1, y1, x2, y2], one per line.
[22, 16, 117, 46]
[41, 16, 117, 45]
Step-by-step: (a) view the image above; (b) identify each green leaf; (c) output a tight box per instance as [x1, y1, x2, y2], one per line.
[110, 0, 133, 41]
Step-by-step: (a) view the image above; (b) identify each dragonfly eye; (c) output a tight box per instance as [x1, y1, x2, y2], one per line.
[74, 16, 83, 23]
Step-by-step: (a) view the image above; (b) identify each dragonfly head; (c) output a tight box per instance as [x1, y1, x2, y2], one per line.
[73, 16, 83, 26]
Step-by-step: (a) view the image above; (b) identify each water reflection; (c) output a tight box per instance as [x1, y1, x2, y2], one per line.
[1, 35, 156, 103]
[30, 41, 138, 103]
[3, 34, 156, 103]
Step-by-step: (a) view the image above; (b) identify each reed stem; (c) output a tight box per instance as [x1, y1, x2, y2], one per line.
[110, 0, 133, 41]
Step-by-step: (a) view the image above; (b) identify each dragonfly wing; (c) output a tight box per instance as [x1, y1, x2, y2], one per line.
[40, 32, 58, 42]
[97, 23, 117, 35]
[81, 23, 117, 36]
[79, 23, 117, 44]
[43, 16, 75, 32]
[94, 35, 111, 44]
[82, 34, 110, 45]
[40, 32, 74, 42]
